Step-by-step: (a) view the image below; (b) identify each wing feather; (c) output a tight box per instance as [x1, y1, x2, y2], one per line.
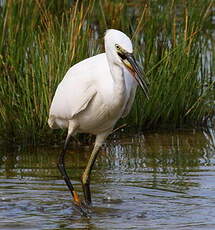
[48, 69, 97, 128]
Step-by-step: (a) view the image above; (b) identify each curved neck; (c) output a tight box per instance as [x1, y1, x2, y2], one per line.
[106, 54, 126, 105]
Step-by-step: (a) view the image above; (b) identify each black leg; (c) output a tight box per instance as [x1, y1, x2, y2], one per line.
[81, 131, 110, 205]
[57, 134, 90, 216]
[81, 145, 101, 205]
[82, 180, 92, 205]
[57, 135, 75, 197]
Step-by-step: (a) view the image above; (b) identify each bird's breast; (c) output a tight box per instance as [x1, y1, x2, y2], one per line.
[75, 89, 127, 134]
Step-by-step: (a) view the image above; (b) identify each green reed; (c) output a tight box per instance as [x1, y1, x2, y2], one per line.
[0, 0, 214, 144]
[128, 0, 215, 128]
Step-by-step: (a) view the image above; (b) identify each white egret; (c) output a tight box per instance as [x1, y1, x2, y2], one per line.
[48, 29, 149, 215]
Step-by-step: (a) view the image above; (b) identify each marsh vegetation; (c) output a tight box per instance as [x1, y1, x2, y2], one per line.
[0, 0, 214, 144]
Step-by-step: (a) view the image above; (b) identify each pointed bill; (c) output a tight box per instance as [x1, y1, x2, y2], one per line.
[122, 53, 149, 100]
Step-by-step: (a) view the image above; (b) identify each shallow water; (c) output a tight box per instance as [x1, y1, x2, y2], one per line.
[1, 129, 215, 230]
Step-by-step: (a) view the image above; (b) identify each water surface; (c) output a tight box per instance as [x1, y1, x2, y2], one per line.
[1, 129, 215, 229]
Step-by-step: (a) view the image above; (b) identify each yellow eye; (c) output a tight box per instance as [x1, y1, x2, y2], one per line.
[115, 44, 120, 50]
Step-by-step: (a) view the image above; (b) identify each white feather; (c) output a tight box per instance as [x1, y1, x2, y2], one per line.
[48, 29, 138, 135]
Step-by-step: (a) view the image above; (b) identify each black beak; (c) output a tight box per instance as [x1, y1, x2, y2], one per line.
[124, 53, 149, 100]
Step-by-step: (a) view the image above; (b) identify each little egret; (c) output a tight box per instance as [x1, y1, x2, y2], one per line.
[48, 29, 149, 215]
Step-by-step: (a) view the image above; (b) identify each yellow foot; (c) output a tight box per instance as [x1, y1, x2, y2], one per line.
[72, 191, 91, 217]
[73, 191, 81, 204]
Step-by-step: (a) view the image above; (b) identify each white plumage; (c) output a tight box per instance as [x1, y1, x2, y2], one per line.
[48, 30, 137, 135]
[48, 29, 149, 212]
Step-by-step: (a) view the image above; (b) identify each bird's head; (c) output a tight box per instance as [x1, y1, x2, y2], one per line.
[105, 29, 149, 100]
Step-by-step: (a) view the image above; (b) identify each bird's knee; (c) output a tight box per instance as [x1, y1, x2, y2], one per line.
[81, 173, 90, 186]
[57, 162, 65, 170]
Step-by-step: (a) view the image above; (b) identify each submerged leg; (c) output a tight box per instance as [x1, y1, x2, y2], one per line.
[57, 122, 89, 216]
[81, 132, 109, 205]
[57, 132, 80, 204]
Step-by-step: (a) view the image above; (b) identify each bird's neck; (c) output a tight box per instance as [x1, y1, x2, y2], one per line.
[109, 63, 126, 106]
